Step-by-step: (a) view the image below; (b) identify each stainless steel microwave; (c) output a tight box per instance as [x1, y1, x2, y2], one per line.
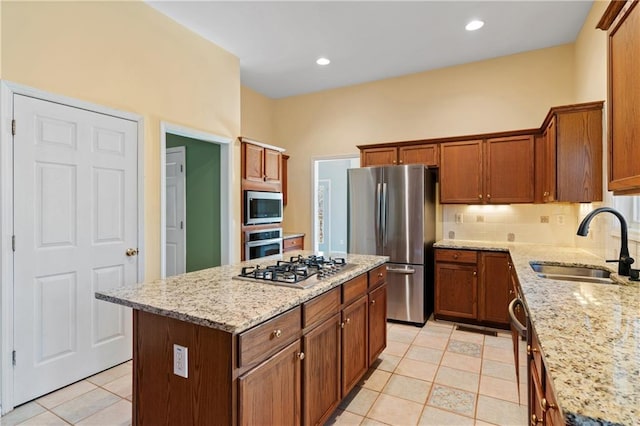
[244, 190, 283, 225]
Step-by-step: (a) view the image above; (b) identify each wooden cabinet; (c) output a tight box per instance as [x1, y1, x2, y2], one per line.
[440, 136, 534, 204]
[360, 144, 439, 167]
[302, 312, 341, 426]
[368, 283, 387, 365]
[283, 235, 304, 253]
[241, 139, 283, 191]
[528, 324, 564, 425]
[435, 249, 510, 327]
[599, 2, 640, 194]
[341, 294, 368, 396]
[282, 154, 289, 206]
[478, 252, 510, 324]
[536, 104, 603, 202]
[238, 339, 302, 426]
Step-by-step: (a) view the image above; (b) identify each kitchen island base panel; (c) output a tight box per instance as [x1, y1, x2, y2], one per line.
[133, 310, 236, 426]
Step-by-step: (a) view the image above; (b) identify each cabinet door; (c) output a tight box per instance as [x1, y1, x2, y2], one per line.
[243, 143, 265, 183]
[282, 154, 289, 205]
[302, 313, 341, 426]
[398, 144, 439, 167]
[609, 2, 640, 193]
[440, 140, 483, 203]
[529, 361, 545, 426]
[264, 148, 282, 184]
[478, 252, 510, 325]
[435, 262, 477, 319]
[360, 147, 397, 167]
[238, 340, 302, 426]
[368, 283, 387, 365]
[341, 295, 368, 396]
[544, 117, 557, 202]
[485, 136, 534, 203]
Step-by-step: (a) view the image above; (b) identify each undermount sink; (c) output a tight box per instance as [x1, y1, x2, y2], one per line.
[530, 262, 617, 285]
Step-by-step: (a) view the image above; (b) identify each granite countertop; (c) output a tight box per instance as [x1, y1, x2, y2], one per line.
[283, 232, 305, 239]
[436, 239, 640, 425]
[95, 251, 387, 334]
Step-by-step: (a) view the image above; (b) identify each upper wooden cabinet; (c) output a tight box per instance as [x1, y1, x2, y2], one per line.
[536, 103, 603, 203]
[598, 1, 640, 194]
[440, 136, 534, 204]
[360, 143, 439, 167]
[240, 138, 283, 192]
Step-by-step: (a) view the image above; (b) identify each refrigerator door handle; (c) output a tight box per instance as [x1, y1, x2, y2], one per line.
[375, 183, 382, 247]
[387, 267, 416, 274]
[381, 182, 388, 244]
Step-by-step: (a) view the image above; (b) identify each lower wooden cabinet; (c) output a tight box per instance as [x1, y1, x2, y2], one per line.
[368, 284, 387, 365]
[238, 339, 302, 426]
[341, 295, 369, 396]
[283, 235, 304, 252]
[528, 324, 564, 425]
[435, 248, 510, 327]
[302, 313, 341, 426]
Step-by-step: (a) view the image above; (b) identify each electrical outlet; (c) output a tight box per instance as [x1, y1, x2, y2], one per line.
[557, 215, 565, 225]
[476, 215, 484, 223]
[540, 216, 550, 224]
[507, 233, 515, 242]
[454, 213, 463, 224]
[174, 344, 188, 378]
[448, 231, 455, 239]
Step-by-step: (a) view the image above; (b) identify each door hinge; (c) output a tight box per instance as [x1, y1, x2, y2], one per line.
[180, 164, 183, 173]
[12, 350, 16, 366]
[11, 119, 16, 136]
[11, 235, 15, 252]
[180, 221, 184, 230]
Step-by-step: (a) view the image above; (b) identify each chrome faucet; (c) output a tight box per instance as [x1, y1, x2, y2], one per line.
[576, 207, 634, 276]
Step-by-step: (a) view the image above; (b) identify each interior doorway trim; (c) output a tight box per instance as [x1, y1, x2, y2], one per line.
[310, 154, 359, 252]
[0, 80, 145, 415]
[159, 121, 233, 278]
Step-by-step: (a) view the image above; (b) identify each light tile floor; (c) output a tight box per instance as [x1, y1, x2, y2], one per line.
[1, 320, 527, 425]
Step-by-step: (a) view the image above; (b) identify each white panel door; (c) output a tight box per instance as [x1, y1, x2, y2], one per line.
[165, 147, 186, 276]
[12, 94, 137, 405]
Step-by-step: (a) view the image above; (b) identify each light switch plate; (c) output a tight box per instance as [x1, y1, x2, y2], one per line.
[174, 344, 188, 378]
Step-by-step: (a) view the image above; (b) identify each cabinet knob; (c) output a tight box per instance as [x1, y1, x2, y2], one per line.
[473, 271, 477, 276]
[531, 414, 543, 425]
[478, 194, 483, 199]
[392, 160, 397, 164]
[340, 322, 345, 329]
[543, 191, 549, 196]
[487, 194, 491, 199]
[346, 318, 351, 325]
[297, 352, 305, 360]
[378, 272, 383, 278]
[273, 329, 282, 338]
[541, 398, 556, 412]
[509, 289, 514, 296]
[399, 160, 403, 164]
[370, 299, 376, 305]
[453, 253, 459, 259]
[526, 344, 539, 355]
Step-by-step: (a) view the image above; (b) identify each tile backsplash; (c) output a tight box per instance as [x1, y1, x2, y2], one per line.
[441, 204, 579, 246]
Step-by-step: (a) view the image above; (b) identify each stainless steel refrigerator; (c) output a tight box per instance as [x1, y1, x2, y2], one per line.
[347, 165, 435, 325]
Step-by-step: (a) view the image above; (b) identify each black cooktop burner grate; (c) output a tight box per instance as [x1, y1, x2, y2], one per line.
[236, 255, 349, 285]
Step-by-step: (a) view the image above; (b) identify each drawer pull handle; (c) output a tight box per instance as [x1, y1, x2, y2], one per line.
[273, 329, 282, 338]
[297, 352, 305, 360]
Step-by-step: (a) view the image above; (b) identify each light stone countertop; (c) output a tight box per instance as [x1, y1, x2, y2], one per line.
[283, 232, 305, 239]
[95, 251, 387, 334]
[435, 239, 640, 426]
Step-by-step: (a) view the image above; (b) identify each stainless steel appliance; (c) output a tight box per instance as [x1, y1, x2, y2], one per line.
[245, 228, 283, 260]
[348, 165, 435, 325]
[233, 255, 355, 289]
[244, 190, 283, 225]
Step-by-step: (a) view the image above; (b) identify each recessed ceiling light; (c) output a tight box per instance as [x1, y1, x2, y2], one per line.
[465, 20, 484, 31]
[316, 57, 331, 66]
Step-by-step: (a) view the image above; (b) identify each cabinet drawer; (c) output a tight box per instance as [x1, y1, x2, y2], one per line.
[238, 306, 301, 367]
[303, 287, 340, 329]
[435, 249, 477, 264]
[283, 236, 303, 252]
[342, 274, 368, 305]
[368, 264, 387, 288]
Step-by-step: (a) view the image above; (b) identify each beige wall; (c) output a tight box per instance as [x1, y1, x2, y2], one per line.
[275, 45, 577, 243]
[241, 86, 275, 144]
[2, 1, 242, 279]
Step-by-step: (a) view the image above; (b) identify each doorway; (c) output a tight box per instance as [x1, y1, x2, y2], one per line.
[159, 122, 233, 278]
[312, 156, 360, 253]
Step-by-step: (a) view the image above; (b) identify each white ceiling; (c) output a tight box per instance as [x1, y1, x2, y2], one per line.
[147, 1, 594, 99]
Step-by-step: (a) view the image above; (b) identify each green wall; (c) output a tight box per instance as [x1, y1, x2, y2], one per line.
[166, 134, 221, 272]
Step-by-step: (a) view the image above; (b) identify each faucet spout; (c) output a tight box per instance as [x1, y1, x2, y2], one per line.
[577, 207, 633, 276]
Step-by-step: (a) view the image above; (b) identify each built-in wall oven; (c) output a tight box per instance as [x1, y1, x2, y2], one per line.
[245, 228, 283, 260]
[244, 190, 283, 225]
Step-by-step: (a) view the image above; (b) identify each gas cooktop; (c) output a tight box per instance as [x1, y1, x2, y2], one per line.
[233, 255, 356, 289]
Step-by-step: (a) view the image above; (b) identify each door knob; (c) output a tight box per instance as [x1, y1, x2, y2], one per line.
[126, 248, 139, 257]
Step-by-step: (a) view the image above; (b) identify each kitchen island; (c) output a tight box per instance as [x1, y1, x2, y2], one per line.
[435, 240, 639, 425]
[96, 251, 388, 426]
